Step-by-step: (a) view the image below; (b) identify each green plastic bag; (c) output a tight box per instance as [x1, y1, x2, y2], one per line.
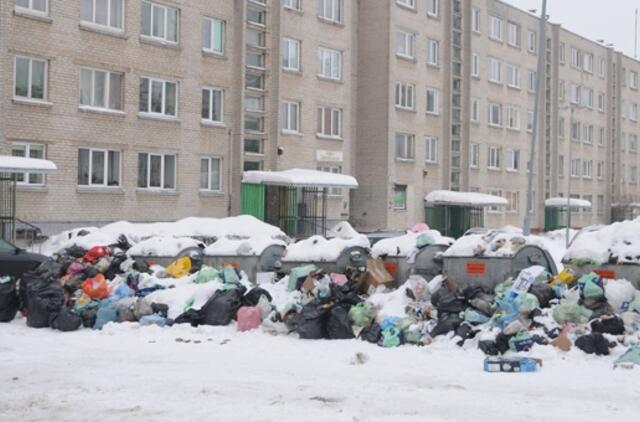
[195, 266, 219, 284]
[464, 308, 490, 325]
[222, 266, 240, 285]
[552, 303, 592, 325]
[287, 265, 317, 291]
[348, 303, 374, 327]
[416, 234, 435, 249]
[380, 327, 402, 348]
[578, 273, 605, 299]
[614, 344, 640, 368]
[404, 327, 425, 344]
[514, 293, 540, 314]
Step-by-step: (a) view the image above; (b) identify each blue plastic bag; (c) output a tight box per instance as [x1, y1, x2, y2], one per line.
[93, 300, 118, 330]
[139, 313, 168, 327]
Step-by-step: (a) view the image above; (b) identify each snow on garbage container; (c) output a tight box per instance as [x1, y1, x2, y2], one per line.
[563, 222, 640, 289]
[441, 228, 558, 289]
[371, 230, 454, 285]
[127, 236, 206, 267]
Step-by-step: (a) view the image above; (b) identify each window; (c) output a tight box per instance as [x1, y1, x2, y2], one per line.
[318, 166, 344, 196]
[506, 191, 520, 213]
[571, 121, 581, 141]
[201, 87, 223, 123]
[489, 16, 503, 41]
[472, 8, 481, 33]
[397, 0, 416, 9]
[631, 167, 638, 184]
[246, 28, 265, 47]
[526, 30, 536, 53]
[14, 56, 46, 101]
[506, 148, 520, 171]
[202, 18, 225, 54]
[524, 110, 533, 133]
[488, 190, 503, 212]
[558, 117, 565, 138]
[488, 58, 501, 83]
[80, 68, 123, 111]
[245, 94, 263, 112]
[571, 159, 580, 177]
[247, 7, 266, 25]
[472, 54, 480, 78]
[319, 0, 342, 23]
[570, 84, 581, 104]
[282, 38, 301, 71]
[426, 88, 439, 115]
[559, 80, 565, 100]
[559, 155, 564, 177]
[427, 39, 439, 66]
[244, 160, 262, 171]
[629, 71, 638, 89]
[393, 185, 407, 210]
[15, 0, 47, 16]
[317, 106, 342, 138]
[583, 88, 593, 109]
[139, 77, 177, 117]
[597, 194, 604, 215]
[559, 42, 565, 63]
[395, 133, 415, 160]
[470, 143, 480, 168]
[81, 0, 123, 31]
[598, 127, 605, 146]
[247, 50, 265, 69]
[583, 53, 594, 73]
[425, 137, 438, 163]
[77, 148, 120, 187]
[583, 125, 593, 144]
[200, 157, 221, 191]
[598, 93, 605, 112]
[11, 143, 45, 185]
[244, 138, 264, 154]
[488, 146, 501, 169]
[137, 153, 176, 190]
[599, 58, 606, 77]
[284, 0, 301, 11]
[630, 134, 638, 152]
[141, 1, 179, 43]
[596, 161, 604, 179]
[396, 31, 416, 59]
[488, 103, 502, 127]
[630, 103, 638, 121]
[506, 64, 520, 88]
[246, 73, 264, 90]
[507, 106, 520, 130]
[571, 47, 582, 68]
[471, 98, 480, 122]
[582, 160, 593, 178]
[245, 115, 264, 132]
[527, 70, 536, 93]
[395, 82, 415, 110]
[426, 0, 439, 17]
[282, 101, 301, 133]
[507, 22, 520, 47]
[317, 47, 342, 80]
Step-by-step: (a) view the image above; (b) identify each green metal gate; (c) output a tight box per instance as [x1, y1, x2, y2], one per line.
[241, 183, 265, 221]
[0, 174, 16, 242]
[426, 204, 483, 238]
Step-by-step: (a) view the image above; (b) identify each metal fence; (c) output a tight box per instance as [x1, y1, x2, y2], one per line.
[0, 173, 16, 242]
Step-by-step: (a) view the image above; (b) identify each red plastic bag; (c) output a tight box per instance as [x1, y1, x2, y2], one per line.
[82, 274, 111, 300]
[236, 306, 261, 332]
[83, 246, 111, 263]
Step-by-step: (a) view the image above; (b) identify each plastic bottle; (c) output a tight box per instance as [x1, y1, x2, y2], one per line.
[483, 357, 540, 373]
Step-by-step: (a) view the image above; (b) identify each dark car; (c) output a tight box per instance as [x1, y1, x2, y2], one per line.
[0, 238, 49, 278]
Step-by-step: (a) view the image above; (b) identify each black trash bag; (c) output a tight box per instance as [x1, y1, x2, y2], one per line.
[201, 286, 247, 326]
[65, 245, 87, 258]
[495, 331, 513, 354]
[529, 283, 556, 309]
[0, 279, 20, 323]
[429, 313, 463, 337]
[64, 274, 85, 294]
[22, 274, 66, 328]
[359, 323, 382, 344]
[295, 302, 329, 340]
[83, 266, 100, 279]
[81, 307, 98, 328]
[326, 280, 363, 307]
[431, 287, 466, 314]
[243, 287, 273, 307]
[326, 305, 355, 340]
[49, 309, 82, 332]
[35, 260, 65, 279]
[454, 322, 478, 346]
[151, 303, 169, 318]
[104, 253, 128, 280]
[174, 309, 204, 327]
[114, 234, 132, 251]
[580, 297, 614, 319]
[575, 332, 611, 356]
[531, 334, 550, 346]
[133, 258, 150, 273]
[591, 316, 625, 335]
[479, 340, 501, 356]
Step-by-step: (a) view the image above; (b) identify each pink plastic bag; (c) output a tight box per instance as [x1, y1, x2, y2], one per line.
[410, 223, 430, 233]
[237, 306, 261, 332]
[330, 273, 348, 286]
[67, 261, 85, 276]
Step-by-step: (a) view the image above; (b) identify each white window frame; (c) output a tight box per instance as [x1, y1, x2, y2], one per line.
[77, 147, 121, 187]
[395, 133, 415, 160]
[426, 0, 439, 17]
[472, 54, 480, 78]
[488, 103, 502, 127]
[571, 158, 581, 178]
[470, 143, 480, 168]
[527, 30, 536, 53]
[628, 71, 638, 89]
[81, 0, 124, 32]
[506, 148, 520, 172]
[282, 37, 301, 71]
[583, 53, 594, 73]
[489, 16, 503, 41]
[488, 189, 503, 213]
[247, 6, 266, 26]
[11, 143, 46, 186]
[488, 146, 501, 170]
[282, 100, 301, 134]
[507, 106, 520, 130]
[472, 8, 481, 33]
[202, 17, 225, 55]
[596, 161, 604, 179]
[395, 81, 416, 110]
[471, 98, 480, 122]
[425, 136, 438, 164]
[559, 42, 566, 63]
[598, 93, 605, 112]
[630, 134, 638, 152]
[527, 70, 536, 93]
[506, 191, 520, 214]
[319, 0, 342, 23]
[393, 184, 407, 210]
[558, 117, 565, 138]
[284, 0, 302, 11]
[317, 47, 342, 80]
[426, 88, 440, 115]
[201, 86, 224, 124]
[571, 47, 582, 69]
[200, 157, 222, 192]
[630, 103, 638, 122]
[317, 166, 344, 196]
[507, 22, 520, 47]
[397, 0, 416, 10]
[137, 152, 177, 190]
[570, 84, 581, 105]
[396, 31, 416, 59]
[427, 39, 439, 66]
[598, 127, 605, 146]
[14, 56, 47, 102]
[79, 67, 124, 112]
[317, 106, 342, 139]
[139, 76, 178, 118]
[141, 1, 179, 44]
[506, 63, 520, 88]
[488, 57, 501, 83]
[583, 160, 593, 179]
[15, 0, 48, 17]
[583, 125, 593, 144]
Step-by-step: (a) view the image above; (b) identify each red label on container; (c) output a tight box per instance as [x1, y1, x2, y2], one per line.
[466, 262, 486, 276]
[594, 269, 616, 280]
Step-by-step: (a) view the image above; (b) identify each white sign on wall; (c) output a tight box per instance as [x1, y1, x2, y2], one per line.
[316, 149, 344, 162]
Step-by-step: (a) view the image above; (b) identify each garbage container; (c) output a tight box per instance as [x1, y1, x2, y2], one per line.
[278, 245, 370, 275]
[380, 244, 449, 285]
[202, 244, 287, 282]
[442, 245, 558, 289]
[562, 262, 640, 289]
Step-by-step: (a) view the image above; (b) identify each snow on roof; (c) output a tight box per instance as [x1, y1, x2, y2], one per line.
[243, 168, 358, 189]
[425, 190, 508, 207]
[0, 155, 57, 174]
[545, 197, 592, 208]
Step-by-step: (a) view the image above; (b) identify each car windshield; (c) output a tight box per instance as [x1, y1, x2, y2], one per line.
[0, 238, 17, 253]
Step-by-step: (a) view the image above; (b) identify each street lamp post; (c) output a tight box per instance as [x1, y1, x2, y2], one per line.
[566, 106, 575, 248]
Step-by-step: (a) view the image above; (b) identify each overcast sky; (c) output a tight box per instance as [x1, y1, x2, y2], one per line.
[505, 0, 639, 58]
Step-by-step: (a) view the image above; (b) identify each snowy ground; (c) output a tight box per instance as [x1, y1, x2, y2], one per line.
[1, 318, 638, 422]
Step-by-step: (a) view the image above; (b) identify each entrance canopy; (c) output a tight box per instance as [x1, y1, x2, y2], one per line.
[243, 169, 358, 189]
[545, 197, 592, 208]
[425, 190, 508, 207]
[0, 156, 57, 174]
